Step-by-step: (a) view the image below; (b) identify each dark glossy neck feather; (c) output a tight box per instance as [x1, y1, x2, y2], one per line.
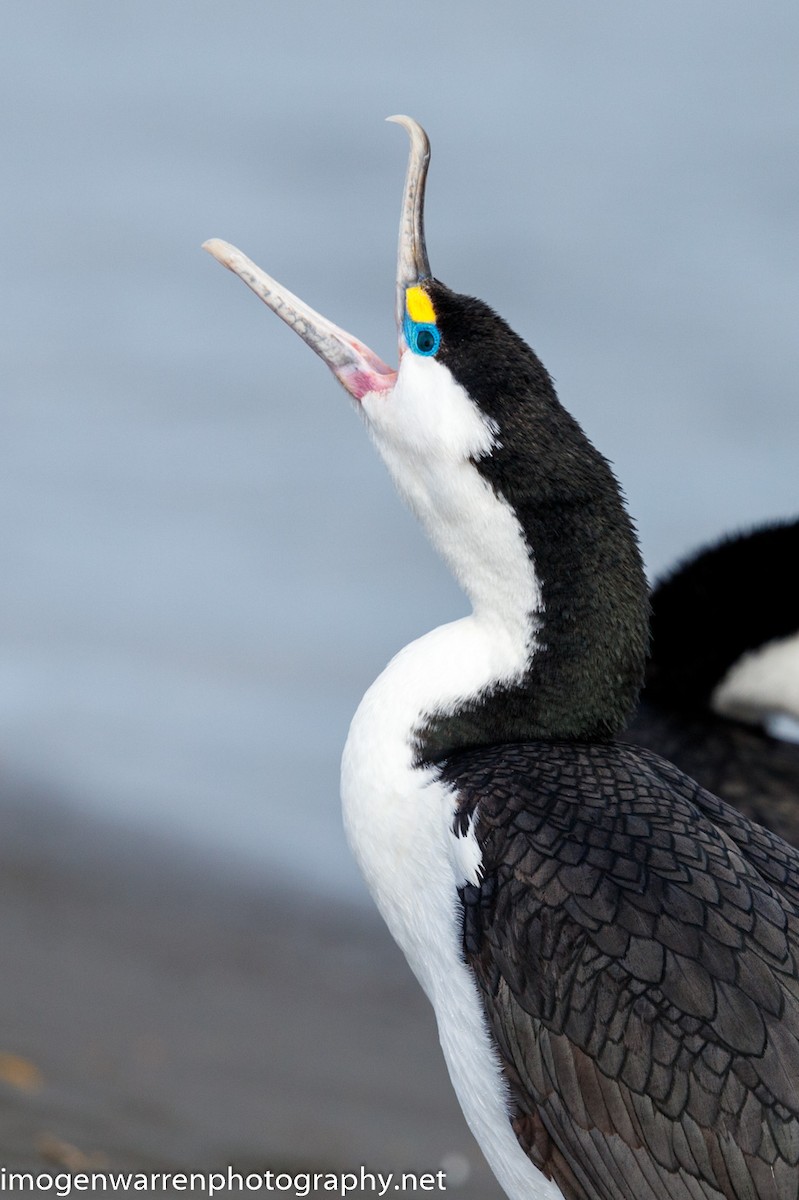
[414, 281, 650, 764]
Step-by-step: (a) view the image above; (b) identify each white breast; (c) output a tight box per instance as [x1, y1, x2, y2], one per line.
[340, 616, 563, 1200]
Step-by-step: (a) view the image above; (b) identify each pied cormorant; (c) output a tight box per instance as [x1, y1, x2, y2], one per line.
[626, 520, 799, 848]
[205, 118, 799, 1200]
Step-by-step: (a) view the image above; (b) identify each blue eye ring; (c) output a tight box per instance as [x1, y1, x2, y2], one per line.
[403, 314, 440, 357]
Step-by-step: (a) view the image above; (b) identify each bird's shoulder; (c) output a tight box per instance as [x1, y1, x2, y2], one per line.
[441, 737, 799, 913]
[624, 699, 799, 850]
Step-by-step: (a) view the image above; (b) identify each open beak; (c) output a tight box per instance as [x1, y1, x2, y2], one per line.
[203, 115, 432, 403]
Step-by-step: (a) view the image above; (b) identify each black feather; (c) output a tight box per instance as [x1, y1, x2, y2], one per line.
[415, 281, 650, 762]
[625, 520, 799, 847]
[441, 739, 799, 1200]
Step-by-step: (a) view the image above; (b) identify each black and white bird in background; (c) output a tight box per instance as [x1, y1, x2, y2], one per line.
[205, 118, 799, 1200]
[626, 520, 799, 848]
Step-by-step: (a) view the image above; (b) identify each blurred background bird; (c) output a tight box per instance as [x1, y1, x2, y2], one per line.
[625, 519, 799, 844]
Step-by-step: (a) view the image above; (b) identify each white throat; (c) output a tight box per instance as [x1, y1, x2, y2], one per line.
[361, 353, 544, 626]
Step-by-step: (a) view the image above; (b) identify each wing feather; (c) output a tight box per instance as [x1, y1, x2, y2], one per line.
[442, 741, 799, 1200]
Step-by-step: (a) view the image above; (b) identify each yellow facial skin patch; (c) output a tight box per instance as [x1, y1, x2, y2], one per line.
[406, 286, 436, 325]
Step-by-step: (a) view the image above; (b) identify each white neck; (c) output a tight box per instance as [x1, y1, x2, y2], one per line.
[343, 349, 546, 942]
[361, 353, 545, 626]
[340, 359, 560, 1200]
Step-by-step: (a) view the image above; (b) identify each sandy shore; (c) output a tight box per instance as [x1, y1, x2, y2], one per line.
[0, 782, 500, 1197]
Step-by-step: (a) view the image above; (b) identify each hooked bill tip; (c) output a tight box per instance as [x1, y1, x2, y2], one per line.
[386, 114, 430, 149]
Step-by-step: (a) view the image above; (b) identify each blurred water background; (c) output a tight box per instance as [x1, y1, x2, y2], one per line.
[1, 1, 797, 902]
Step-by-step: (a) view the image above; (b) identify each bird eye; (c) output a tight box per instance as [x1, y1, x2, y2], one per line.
[407, 320, 440, 357]
[403, 312, 441, 357]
